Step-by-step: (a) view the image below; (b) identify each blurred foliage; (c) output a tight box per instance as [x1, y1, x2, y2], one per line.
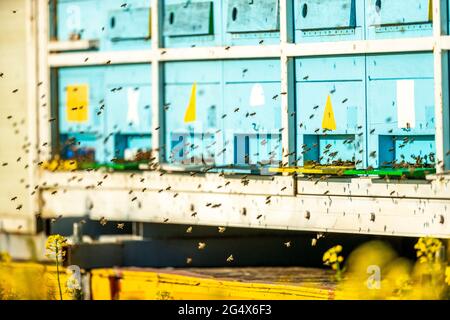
[0, 252, 11, 264]
[0, 260, 67, 300]
[334, 238, 449, 300]
[445, 267, 450, 286]
[414, 237, 442, 264]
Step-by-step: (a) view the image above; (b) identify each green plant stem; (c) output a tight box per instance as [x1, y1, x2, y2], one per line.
[55, 245, 63, 300]
[336, 263, 342, 282]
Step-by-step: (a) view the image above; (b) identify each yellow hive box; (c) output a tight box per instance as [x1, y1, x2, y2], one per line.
[0, 262, 72, 300]
[91, 268, 335, 300]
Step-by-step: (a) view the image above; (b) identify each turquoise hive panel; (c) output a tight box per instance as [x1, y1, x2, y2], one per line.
[294, 0, 364, 42]
[58, 66, 107, 163]
[105, 64, 152, 163]
[164, 61, 222, 165]
[366, 53, 435, 168]
[163, 0, 219, 48]
[365, 0, 433, 39]
[224, 0, 280, 45]
[223, 59, 282, 166]
[295, 56, 366, 168]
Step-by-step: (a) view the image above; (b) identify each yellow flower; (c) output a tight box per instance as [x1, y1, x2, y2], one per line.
[323, 245, 345, 282]
[445, 267, 450, 286]
[414, 237, 442, 264]
[46, 234, 68, 262]
[329, 254, 337, 263]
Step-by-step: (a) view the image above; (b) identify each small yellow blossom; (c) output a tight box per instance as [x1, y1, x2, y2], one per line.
[414, 237, 442, 264]
[45, 234, 68, 262]
[323, 245, 345, 281]
[445, 267, 450, 286]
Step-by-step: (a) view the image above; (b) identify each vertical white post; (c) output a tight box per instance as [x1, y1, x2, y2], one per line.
[37, 0, 51, 162]
[280, 0, 295, 169]
[151, 0, 164, 166]
[26, 0, 39, 230]
[433, 0, 450, 174]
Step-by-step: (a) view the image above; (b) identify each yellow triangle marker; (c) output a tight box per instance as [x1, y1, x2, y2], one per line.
[322, 95, 336, 131]
[428, 0, 433, 22]
[184, 82, 197, 123]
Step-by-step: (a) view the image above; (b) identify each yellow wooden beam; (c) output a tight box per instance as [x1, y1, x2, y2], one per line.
[91, 269, 335, 300]
[269, 166, 354, 175]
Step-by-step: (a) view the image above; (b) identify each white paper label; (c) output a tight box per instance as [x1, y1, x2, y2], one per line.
[396, 80, 415, 129]
[249, 83, 265, 107]
[127, 87, 140, 126]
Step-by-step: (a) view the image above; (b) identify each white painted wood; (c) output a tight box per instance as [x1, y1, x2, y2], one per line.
[48, 49, 153, 66]
[48, 38, 438, 67]
[48, 39, 99, 52]
[151, 0, 162, 164]
[25, 0, 39, 232]
[0, 0, 38, 234]
[285, 37, 435, 57]
[280, 0, 295, 170]
[38, 169, 450, 199]
[433, 0, 450, 174]
[40, 188, 450, 238]
[37, 0, 51, 162]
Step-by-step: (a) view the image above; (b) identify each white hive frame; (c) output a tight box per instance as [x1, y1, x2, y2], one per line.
[22, 0, 450, 238]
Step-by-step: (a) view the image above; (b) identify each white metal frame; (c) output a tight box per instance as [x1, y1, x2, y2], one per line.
[41, 0, 450, 174]
[32, 0, 450, 238]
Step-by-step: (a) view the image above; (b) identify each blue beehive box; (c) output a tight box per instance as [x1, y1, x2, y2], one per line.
[223, 59, 282, 166]
[104, 64, 152, 163]
[58, 66, 107, 163]
[164, 61, 222, 165]
[56, 0, 102, 42]
[294, 0, 364, 43]
[105, 0, 152, 51]
[296, 56, 366, 168]
[294, 0, 366, 169]
[366, 53, 436, 168]
[162, 0, 280, 48]
[162, 0, 219, 48]
[163, 59, 282, 168]
[56, 0, 151, 51]
[365, 0, 433, 39]
[223, 0, 280, 46]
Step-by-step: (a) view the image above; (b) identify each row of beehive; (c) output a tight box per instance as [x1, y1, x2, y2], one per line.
[53, 0, 435, 50]
[58, 52, 436, 171]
